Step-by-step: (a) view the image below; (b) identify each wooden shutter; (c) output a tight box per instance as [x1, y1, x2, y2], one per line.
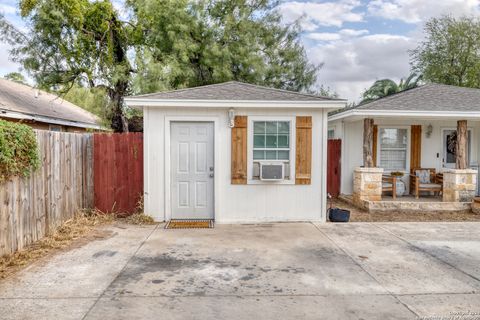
[231, 116, 247, 184]
[410, 125, 422, 170]
[372, 125, 378, 166]
[295, 116, 312, 185]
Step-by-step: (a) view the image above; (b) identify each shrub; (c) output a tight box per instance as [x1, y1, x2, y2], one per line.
[0, 120, 40, 182]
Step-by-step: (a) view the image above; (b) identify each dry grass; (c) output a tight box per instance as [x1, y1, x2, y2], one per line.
[115, 196, 156, 225]
[0, 210, 114, 279]
[0, 195, 157, 281]
[333, 198, 480, 222]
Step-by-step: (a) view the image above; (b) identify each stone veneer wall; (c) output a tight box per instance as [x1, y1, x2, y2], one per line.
[353, 167, 384, 207]
[443, 169, 478, 202]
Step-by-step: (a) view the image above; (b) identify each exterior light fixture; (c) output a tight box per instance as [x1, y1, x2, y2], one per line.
[426, 124, 433, 138]
[228, 108, 235, 128]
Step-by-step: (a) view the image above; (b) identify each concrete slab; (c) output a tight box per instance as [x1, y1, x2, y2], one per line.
[1, 222, 480, 319]
[104, 223, 386, 297]
[85, 295, 416, 320]
[0, 298, 96, 320]
[398, 294, 480, 318]
[317, 223, 480, 294]
[0, 224, 157, 298]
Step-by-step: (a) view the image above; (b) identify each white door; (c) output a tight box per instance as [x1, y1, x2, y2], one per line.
[171, 122, 214, 219]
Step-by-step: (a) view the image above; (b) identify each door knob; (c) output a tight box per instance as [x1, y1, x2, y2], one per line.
[210, 167, 214, 171]
[209, 173, 214, 178]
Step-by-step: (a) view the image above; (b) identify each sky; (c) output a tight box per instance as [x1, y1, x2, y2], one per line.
[1, 0, 479, 102]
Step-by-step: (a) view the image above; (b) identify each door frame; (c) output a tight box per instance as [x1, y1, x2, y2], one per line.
[164, 116, 219, 221]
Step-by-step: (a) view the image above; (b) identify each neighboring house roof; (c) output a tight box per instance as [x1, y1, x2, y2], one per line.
[0, 78, 102, 129]
[329, 83, 480, 121]
[125, 81, 347, 109]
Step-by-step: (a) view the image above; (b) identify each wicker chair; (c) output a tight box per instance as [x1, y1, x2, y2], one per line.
[382, 174, 397, 200]
[409, 168, 443, 199]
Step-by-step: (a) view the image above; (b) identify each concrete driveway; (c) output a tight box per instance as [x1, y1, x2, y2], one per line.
[1, 222, 480, 320]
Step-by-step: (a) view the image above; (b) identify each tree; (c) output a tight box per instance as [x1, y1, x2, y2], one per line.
[0, 2, 134, 132]
[4, 72, 27, 84]
[62, 85, 110, 127]
[128, 0, 319, 94]
[1, 0, 320, 132]
[361, 73, 422, 103]
[411, 16, 480, 88]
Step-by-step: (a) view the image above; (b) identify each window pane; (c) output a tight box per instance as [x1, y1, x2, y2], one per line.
[254, 135, 265, 148]
[278, 122, 289, 134]
[253, 150, 265, 160]
[278, 150, 289, 160]
[254, 122, 265, 134]
[266, 122, 277, 134]
[278, 135, 289, 148]
[265, 135, 277, 148]
[380, 128, 407, 148]
[380, 150, 407, 170]
[266, 150, 277, 159]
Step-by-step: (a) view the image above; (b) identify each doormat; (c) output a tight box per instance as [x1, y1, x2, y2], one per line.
[165, 219, 214, 229]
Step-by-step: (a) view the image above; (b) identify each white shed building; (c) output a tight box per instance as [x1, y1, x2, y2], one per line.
[125, 81, 346, 223]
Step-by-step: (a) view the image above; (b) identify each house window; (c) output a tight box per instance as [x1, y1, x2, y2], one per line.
[49, 125, 63, 132]
[253, 121, 290, 160]
[328, 129, 335, 139]
[379, 128, 408, 171]
[248, 117, 295, 183]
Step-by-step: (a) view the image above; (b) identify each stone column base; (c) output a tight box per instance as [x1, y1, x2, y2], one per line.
[353, 167, 384, 206]
[443, 169, 478, 202]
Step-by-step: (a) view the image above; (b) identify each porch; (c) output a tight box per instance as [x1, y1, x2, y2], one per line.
[339, 194, 472, 214]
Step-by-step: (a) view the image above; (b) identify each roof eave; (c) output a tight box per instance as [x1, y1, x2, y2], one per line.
[328, 109, 480, 122]
[125, 98, 347, 109]
[0, 109, 103, 130]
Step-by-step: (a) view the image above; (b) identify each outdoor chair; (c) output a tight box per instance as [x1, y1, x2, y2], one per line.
[382, 174, 397, 200]
[410, 168, 443, 199]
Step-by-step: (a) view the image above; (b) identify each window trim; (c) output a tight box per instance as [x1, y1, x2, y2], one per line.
[376, 126, 410, 173]
[247, 116, 296, 184]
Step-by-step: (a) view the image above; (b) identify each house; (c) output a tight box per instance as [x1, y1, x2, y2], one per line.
[328, 83, 480, 212]
[0, 78, 102, 131]
[125, 81, 346, 223]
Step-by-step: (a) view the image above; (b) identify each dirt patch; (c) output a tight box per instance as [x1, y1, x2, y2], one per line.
[333, 198, 480, 222]
[0, 210, 115, 280]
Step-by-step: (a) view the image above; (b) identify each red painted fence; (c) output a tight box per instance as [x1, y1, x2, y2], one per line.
[94, 133, 143, 214]
[327, 139, 341, 197]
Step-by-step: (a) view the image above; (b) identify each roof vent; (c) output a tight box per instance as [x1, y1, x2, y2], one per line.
[34, 89, 39, 98]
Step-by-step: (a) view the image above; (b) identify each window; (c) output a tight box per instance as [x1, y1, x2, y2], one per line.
[253, 121, 290, 160]
[444, 129, 472, 167]
[379, 128, 408, 171]
[328, 129, 335, 139]
[49, 125, 62, 132]
[248, 117, 295, 183]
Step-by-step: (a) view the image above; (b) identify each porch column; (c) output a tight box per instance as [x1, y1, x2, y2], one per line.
[456, 120, 468, 169]
[363, 118, 374, 167]
[443, 120, 477, 202]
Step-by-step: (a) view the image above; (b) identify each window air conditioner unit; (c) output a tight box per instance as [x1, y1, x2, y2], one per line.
[260, 162, 285, 181]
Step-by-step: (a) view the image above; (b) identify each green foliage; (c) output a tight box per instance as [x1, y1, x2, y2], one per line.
[361, 73, 422, 104]
[1, 0, 320, 132]
[411, 16, 480, 87]
[0, 119, 39, 182]
[4, 72, 27, 84]
[60, 84, 110, 127]
[128, 0, 319, 94]
[1, 0, 133, 132]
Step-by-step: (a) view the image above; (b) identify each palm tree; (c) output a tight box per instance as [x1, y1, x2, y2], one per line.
[360, 73, 422, 104]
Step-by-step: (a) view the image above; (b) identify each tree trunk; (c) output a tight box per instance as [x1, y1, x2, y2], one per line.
[456, 120, 468, 169]
[363, 118, 374, 167]
[109, 84, 129, 133]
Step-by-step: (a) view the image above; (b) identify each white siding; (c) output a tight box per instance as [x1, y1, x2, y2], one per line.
[144, 107, 328, 223]
[331, 118, 480, 195]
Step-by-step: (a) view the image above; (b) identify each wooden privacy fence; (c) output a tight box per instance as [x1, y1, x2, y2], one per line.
[0, 131, 94, 256]
[94, 133, 143, 214]
[327, 139, 342, 197]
